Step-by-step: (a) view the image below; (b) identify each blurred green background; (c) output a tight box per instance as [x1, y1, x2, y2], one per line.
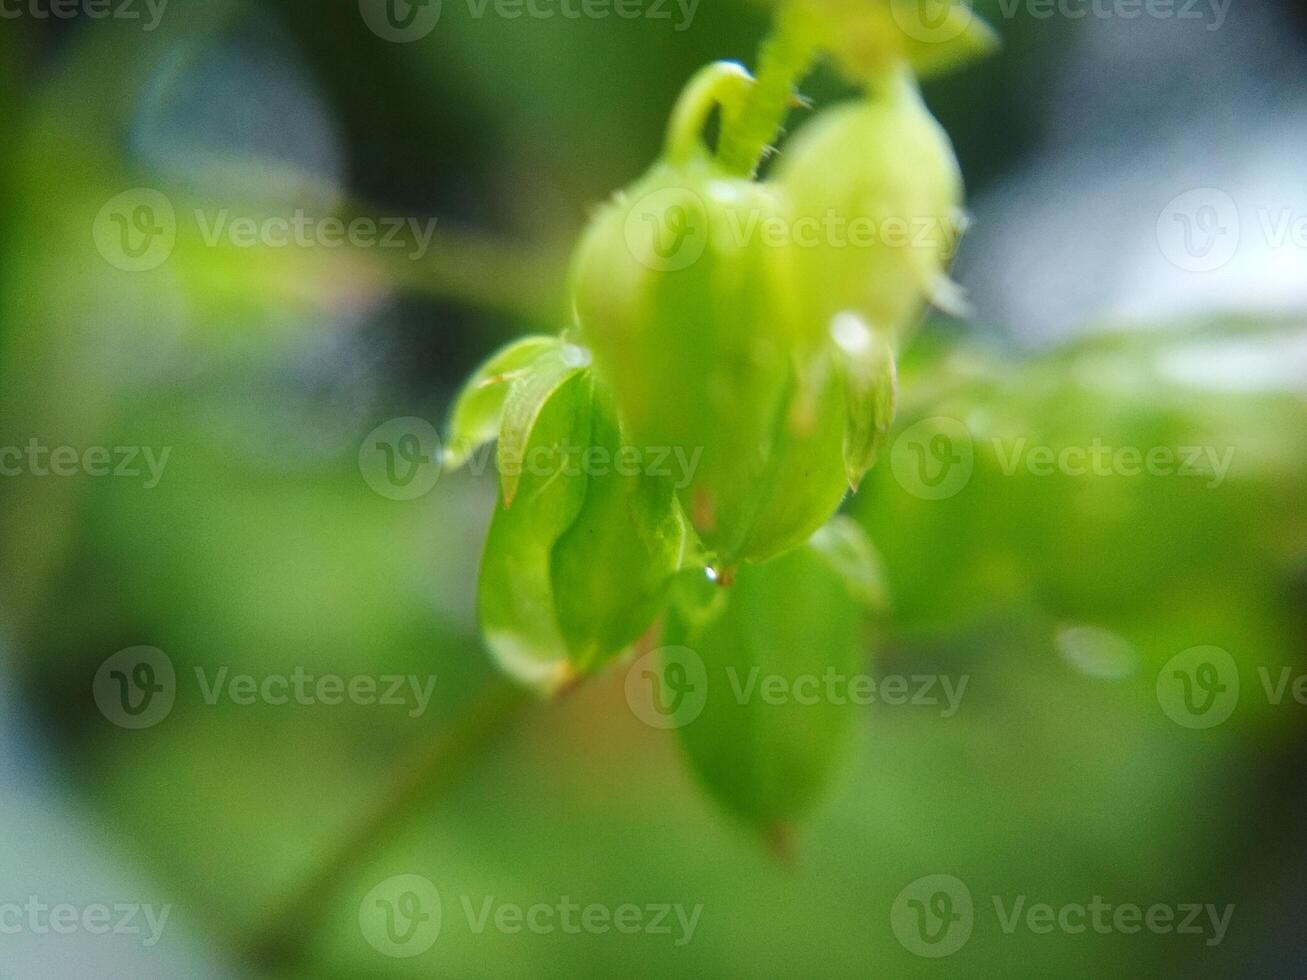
[1, 1, 1305, 977]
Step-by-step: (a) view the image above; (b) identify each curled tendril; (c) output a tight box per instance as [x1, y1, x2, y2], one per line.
[663, 60, 756, 165]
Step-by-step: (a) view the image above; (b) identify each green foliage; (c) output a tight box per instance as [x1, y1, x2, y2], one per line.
[664, 519, 876, 831]
[457, 0, 981, 824]
[466, 346, 691, 692]
[550, 383, 692, 675]
[478, 370, 595, 692]
[444, 336, 564, 471]
[837, 323, 898, 490]
[9, 6, 1306, 978]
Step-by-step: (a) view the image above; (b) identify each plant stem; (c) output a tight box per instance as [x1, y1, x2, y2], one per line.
[716, 4, 823, 177]
[360, 221, 568, 323]
[241, 680, 530, 972]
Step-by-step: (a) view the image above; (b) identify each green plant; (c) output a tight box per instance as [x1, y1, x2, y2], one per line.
[445, 0, 993, 836]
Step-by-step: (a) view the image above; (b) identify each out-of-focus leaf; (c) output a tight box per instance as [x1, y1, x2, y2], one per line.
[809, 515, 887, 611]
[444, 335, 562, 470]
[664, 530, 866, 833]
[854, 319, 1307, 671]
[899, 4, 1001, 80]
[833, 318, 897, 489]
[550, 384, 692, 673]
[478, 372, 593, 693]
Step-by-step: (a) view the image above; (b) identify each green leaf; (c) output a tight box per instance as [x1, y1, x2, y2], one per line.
[478, 372, 593, 693]
[444, 335, 562, 471]
[550, 383, 692, 674]
[497, 343, 590, 508]
[664, 530, 867, 833]
[809, 515, 888, 612]
[833, 317, 897, 490]
[726, 356, 849, 565]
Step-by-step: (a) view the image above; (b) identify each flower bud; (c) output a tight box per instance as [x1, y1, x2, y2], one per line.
[570, 103, 810, 550]
[775, 68, 966, 346]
